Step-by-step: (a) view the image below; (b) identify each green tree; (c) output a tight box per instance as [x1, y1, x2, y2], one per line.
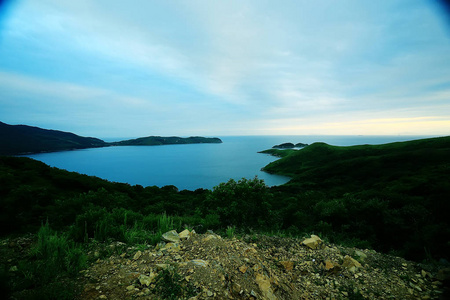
[204, 177, 274, 228]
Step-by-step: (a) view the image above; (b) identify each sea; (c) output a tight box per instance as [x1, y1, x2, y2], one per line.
[22, 135, 435, 191]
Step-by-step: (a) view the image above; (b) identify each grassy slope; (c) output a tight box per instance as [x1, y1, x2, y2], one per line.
[263, 136, 450, 192]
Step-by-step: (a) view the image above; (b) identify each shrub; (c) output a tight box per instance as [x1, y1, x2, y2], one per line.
[205, 177, 275, 228]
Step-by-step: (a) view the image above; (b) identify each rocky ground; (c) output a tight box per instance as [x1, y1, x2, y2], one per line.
[78, 230, 449, 300]
[1, 231, 449, 299]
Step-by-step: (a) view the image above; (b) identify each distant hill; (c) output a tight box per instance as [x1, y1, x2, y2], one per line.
[111, 136, 222, 146]
[0, 121, 107, 155]
[0, 121, 223, 155]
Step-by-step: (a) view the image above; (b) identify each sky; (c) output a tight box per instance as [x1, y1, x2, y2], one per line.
[0, 0, 449, 138]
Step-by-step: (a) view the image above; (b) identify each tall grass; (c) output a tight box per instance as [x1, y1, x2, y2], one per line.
[31, 222, 87, 278]
[12, 222, 88, 299]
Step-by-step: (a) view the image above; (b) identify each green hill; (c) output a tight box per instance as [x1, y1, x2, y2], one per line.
[0, 121, 107, 155]
[263, 136, 450, 191]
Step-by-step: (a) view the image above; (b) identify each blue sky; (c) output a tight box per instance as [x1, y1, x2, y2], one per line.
[0, 0, 449, 138]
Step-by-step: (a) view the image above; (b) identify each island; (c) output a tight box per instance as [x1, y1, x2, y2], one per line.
[272, 142, 308, 149]
[110, 136, 222, 146]
[0, 121, 222, 155]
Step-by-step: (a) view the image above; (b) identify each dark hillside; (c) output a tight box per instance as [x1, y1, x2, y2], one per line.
[264, 136, 450, 192]
[0, 121, 107, 155]
[0, 156, 209, 235]
[264, 136, 450, 260]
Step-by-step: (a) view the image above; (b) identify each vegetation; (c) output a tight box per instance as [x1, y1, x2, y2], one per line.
[265, 136, 450, 259]
[152, 266, 197, 299]
[0, 135, 449, 298]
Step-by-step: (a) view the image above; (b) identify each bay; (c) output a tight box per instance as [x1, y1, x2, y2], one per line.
[23, 135, 433, 190]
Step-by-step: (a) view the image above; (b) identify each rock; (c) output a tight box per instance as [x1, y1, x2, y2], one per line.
[179, 229, 190, 240]
[162, 230, 180, 243]
[342, 255, 362, 273]
[255, 273, 277, 300]
[239, 265, 248, 273]
[133, 250, 142, 260]
[354, 250, 367, 263]
[126, 285, 135, 291]
[232, 282, 242, 294]
[190, 259, 209, 267]
[139, 272, 157, 286]
[162, 242, 181, 252]
[203, 234, 220, 242]
[302, 235, 323, 250]
[155, 263, 170, 270]
[324, 260, 335, 270]
[279, 261, 294, 271]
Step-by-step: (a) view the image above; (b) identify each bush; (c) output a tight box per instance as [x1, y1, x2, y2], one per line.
[204, 177, 275, 228]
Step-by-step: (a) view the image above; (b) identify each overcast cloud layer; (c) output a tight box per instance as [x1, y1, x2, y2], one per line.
[0, 0, 449, 137]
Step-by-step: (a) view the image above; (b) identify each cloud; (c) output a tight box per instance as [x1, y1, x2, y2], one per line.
[0, 0, 449, 136]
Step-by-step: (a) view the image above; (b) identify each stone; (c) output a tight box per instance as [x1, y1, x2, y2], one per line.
[354, 250, 367, 263]
[133, 250, 142, 260]
[179, 229, 190, 240]
[155, 263, 170, 270]
[279, 261, 294, 271]
[163, 242, 181, 252]
[161, 230, 180, 243]
[126, 285, 135, 291]
[302, 235, 323, 250]
[139, 272, 157, 286]
[255, 273, 277, 300]
[232, 282, 242, 294]
[190, 259, 209, 267]
[342, 255, 362, 273]
[203, 234, 220, 242]
[324, 260, 335, 271]
[239, 265, 248, 273]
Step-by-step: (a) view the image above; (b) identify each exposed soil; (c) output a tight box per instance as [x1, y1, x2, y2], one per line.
[77, 231, 449, 299]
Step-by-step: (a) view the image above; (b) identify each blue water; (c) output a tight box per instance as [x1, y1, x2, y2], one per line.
[23, 135, 434, 190]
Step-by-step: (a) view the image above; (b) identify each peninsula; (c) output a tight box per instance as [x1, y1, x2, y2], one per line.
[0, 121, 222, 155]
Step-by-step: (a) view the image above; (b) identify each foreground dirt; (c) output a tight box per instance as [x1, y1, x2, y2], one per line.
[78, 231, 449, 299]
